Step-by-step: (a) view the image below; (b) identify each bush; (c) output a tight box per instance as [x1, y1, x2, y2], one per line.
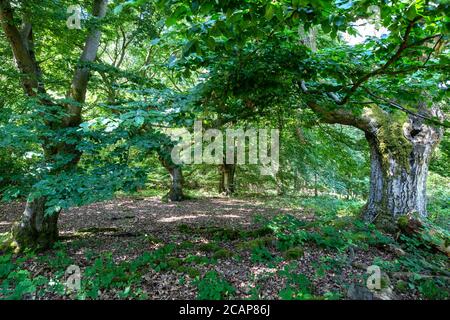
[193, 271, 236, 300]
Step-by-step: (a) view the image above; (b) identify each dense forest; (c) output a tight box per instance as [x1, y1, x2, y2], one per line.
[0, 0, 449, 302]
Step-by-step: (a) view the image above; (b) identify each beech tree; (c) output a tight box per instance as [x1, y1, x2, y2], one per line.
[156, 0, 448, 229]
[0, 0, 108, 249]
[297, 20, 446, 229]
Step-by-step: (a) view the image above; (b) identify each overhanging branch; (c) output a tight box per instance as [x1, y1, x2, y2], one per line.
[364, 88, 449, 128]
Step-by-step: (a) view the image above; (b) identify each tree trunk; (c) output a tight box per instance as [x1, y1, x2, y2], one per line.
[363, 107, 443, 230]
[160, 156, 185, 201]
[167, 165, 184, 201]
[11, 198, 59, 250]
[219, 164, 236, 196]
[298, 24, 446, 232]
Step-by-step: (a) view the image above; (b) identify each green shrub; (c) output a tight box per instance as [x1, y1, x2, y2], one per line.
[251, 246, 274, 263]
[193, 271, 235, 300]
[278, 265, 314, 300]
[176, 266, 201, 278]
[418, 278, 449, 300]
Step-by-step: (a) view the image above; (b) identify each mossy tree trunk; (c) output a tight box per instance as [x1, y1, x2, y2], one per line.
[362, 105, 443, 228]
[307, 98, 443, 231]
[12, 198, 60, 250]
[364, 120, 441, 230]
[298, 21, 446, 231]
[219, 164, 236, 196]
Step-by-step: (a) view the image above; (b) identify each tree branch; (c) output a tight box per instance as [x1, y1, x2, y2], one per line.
[0, 0, 41, 96]
[298, 80, 369, 131]
[334, 17, 423, 105]
[67, 0, 108, 126]
[363, 88, 449, 128]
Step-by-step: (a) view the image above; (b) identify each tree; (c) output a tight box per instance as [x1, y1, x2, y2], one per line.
[302, 88, 444, 230]
[298, 16, 447, 229]
[160, 0, 448, 230]
[0, 0, 108, 250]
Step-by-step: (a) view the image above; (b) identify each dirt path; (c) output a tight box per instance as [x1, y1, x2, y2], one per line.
[1, 196, 293, 246]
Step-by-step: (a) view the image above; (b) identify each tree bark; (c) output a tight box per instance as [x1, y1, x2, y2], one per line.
[11, 198, 59, 250]
[297, 21, 446, 231]
[363, 106, 443, 230]
[219, 164, 236, 196]
[160, 157, 185, 201]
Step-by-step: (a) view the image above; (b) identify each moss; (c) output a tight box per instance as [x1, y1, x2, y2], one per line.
[376, 213, 398, 234]
[177, 224, 273, 242]
[284, 247, 304, 260]
[176, 266, 201, 278]
[395, 280, 408, 293]
[213, 248, 233, 259]
[185, 255, 211, 265]
[0, 232, 16, 254]
[331, 218, 353, 229]
[244, 227, 273, 238]
[145, 234, 163, 245]
[178, 241, 195, 249]
[369, 106, 412, 174]
[348, 232, 370, 243]
[380, 274, 391, 289]
[167, 257, 183, 269]
[397, 216, 409, 230]
[213, 228, 241, 240]
[236, 237, 275, 251]
[198, 242, 221, 252]
[177, 225, 241, 240]
[177, 224, 192, 233]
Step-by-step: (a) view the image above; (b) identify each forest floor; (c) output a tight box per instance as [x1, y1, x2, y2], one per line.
[0, 196, 448, 300]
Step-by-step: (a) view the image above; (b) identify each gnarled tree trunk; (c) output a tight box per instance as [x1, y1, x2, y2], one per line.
[219, 164, 236, 196]
[363, 107, 443, 230]
[11, 198, 59, 250]
[305, 95, 444, 231]
[297, 21, 446, 232]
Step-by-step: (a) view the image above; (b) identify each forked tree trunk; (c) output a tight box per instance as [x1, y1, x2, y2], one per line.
[11, 198, 60, 250]
[219, 164, 236, 196]
[363, 108, 443, 230]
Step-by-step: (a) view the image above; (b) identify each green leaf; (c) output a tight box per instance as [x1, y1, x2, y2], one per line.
[265, 5, 275, 20]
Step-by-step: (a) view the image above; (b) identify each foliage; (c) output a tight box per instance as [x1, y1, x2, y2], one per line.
[278, 264, 314, 300]
[193, 271, 236, 300]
